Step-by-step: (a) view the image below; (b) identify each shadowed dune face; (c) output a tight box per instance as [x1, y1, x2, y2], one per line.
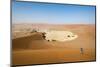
[13, 32, 53, 50]
[12, 24, 96, 65]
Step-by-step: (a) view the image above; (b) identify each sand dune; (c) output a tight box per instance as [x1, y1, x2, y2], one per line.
[12, 24, 96, 65]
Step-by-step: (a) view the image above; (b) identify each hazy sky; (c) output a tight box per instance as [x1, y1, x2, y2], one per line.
[12, 1, 96, 24]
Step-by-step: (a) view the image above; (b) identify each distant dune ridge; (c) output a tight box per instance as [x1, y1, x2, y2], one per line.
[12, 23, 96, 65]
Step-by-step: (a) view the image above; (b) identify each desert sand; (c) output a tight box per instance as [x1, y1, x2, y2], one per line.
[12, 24, 96, 65]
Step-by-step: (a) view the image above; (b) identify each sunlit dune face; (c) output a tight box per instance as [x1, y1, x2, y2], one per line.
[65, 32, 78, 41]
[44, 31, 78, 42]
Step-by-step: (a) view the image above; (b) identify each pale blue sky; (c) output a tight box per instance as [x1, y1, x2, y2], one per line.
[12, 1, 96, 24]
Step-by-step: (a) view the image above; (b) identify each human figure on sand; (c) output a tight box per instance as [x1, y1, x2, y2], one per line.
[80, 48, 84, 55]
